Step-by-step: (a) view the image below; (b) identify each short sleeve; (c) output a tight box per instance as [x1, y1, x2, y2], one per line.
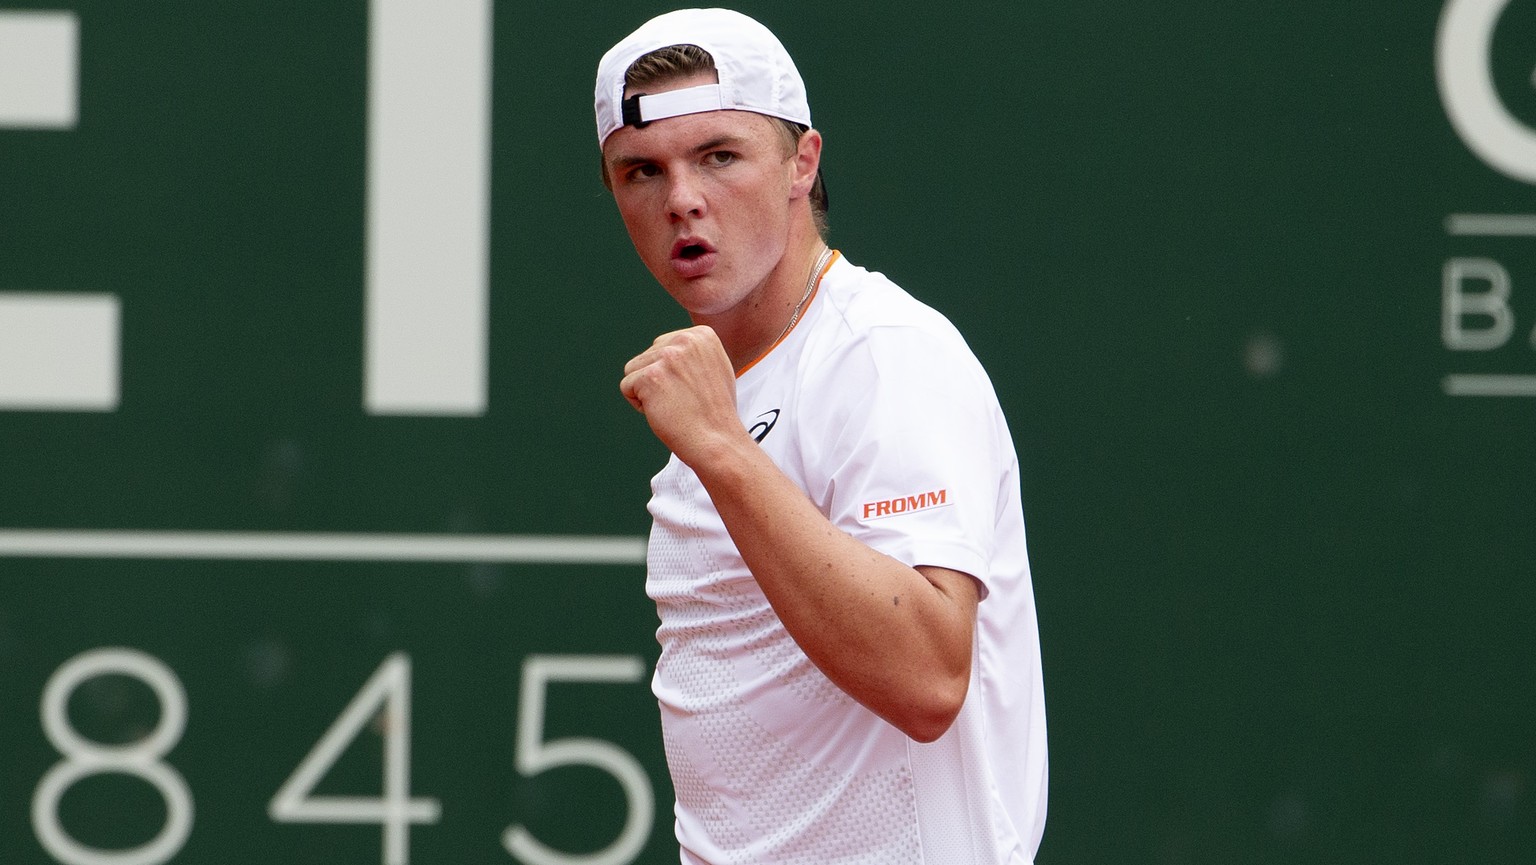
[795, 322, 1009, 594]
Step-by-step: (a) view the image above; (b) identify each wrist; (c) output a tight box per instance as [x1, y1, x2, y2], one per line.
[685, 428, 768, 492]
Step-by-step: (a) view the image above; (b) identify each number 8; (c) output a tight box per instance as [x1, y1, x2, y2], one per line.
[32, 648, 193, 865]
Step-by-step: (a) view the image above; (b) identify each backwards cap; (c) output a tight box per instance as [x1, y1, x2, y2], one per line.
[594, 8, 811, 147]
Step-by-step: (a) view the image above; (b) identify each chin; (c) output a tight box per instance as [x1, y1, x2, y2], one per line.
[671, 284, 743, 320]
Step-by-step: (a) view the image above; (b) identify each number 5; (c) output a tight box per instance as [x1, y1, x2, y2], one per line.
[502, 656, 654, 865]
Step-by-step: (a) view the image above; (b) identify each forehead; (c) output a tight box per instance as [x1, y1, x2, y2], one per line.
[602, 106, 780, 164]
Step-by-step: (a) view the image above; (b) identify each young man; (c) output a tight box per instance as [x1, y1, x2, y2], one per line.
[597, 9, 1047, 863]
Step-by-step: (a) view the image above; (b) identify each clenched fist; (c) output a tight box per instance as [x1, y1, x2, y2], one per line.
[620, 325, 746, 466]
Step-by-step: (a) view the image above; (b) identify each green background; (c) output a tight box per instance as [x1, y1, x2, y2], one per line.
[2, 1, 1533, 863]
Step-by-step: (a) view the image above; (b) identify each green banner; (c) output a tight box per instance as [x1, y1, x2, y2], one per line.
[1, 2, 1532, 863]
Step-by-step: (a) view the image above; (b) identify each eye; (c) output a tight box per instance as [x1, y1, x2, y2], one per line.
[705, 150, 736, 167]
[625, 163, 662, 182]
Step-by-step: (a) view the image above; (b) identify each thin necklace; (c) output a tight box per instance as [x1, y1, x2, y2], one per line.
[773, 244, 833, 347]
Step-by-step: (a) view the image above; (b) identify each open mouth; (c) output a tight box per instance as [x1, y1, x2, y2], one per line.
[669, 238, 718, 277]
[672, 238, 715, 260]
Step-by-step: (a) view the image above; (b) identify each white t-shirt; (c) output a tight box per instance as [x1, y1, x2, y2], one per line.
[646, 254, 1047, 864]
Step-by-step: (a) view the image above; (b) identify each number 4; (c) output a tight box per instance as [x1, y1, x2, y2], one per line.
[269, 653, 442, 865]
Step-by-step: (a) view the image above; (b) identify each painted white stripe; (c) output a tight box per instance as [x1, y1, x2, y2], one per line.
[1445, 214, 1536, 236]
[1442, 374, 1536, 397]
[0, 530, 647, 564]
[0, 293, 120, 410]
[365, 0, 491, 415]
[0, 11, 78, 129]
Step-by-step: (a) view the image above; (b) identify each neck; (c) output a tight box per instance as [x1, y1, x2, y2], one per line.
[701, 230, 830, 371]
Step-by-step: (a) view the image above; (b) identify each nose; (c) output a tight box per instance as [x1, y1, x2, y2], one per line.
[665, 169, 706, 221]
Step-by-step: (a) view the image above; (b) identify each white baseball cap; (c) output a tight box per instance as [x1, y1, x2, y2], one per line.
[594, 8, 811, 147]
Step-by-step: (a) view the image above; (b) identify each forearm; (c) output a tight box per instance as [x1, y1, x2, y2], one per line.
[691, 433, 978, 742]
[620, 324, 978, 740]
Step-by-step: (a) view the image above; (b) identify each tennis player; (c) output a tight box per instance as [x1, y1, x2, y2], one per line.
[600, 9, 1047, 862]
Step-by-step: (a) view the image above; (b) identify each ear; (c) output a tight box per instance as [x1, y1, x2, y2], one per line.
[788, 128, 822, 200]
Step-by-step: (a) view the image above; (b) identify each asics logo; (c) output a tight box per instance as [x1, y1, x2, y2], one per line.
[748, 409, 780, 443]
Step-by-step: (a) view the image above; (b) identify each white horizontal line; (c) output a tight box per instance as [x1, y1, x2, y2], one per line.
[0, 530, 647, 564]
[1442, 374, 1536, 397]
[1445, 214, 1536, 237]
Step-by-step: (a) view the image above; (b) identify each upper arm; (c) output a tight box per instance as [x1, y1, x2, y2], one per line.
[915, 565, 982, 623]
[802, 324, 1008, 590]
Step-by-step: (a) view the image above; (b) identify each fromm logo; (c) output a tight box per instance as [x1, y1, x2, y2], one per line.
[861, 489, 948, 520]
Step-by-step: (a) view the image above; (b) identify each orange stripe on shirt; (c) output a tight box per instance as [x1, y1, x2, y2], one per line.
[736, 250, 841, 377]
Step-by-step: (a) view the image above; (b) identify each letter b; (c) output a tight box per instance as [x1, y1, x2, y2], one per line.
[1443, 257, 1515, 350]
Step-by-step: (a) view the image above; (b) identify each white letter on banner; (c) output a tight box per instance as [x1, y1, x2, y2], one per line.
[0, 294, 119, 411]
[365, 0, 491, 415]
[1436, 0, 1536, 184]
[0, 15, 119, 413]
[1442, 257, 1515, 350]
[0, 11, 78, 128]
